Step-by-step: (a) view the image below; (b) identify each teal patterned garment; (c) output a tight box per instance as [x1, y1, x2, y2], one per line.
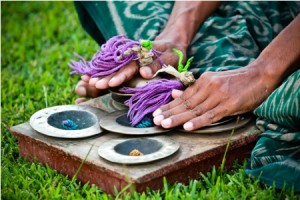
[245, 70, 300, 191]
[74, 1, 300, 191]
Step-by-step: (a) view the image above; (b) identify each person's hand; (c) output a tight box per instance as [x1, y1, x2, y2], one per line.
[88, 37, 188, 87]
[74, 37, 188, 101]
[153, 14, 300, 130]
[74, 1, 222, 102]
[75, 75, 108, 104]
[153, 64, 277, 131]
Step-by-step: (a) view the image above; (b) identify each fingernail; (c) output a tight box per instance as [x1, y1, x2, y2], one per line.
[183, 122, 194, 131]
[81, 75, 90, 81]
[172, 89, 183, 98]
[109, 77, 119, 87]
[153, 109, 162, 117]
[140, 67, 153, 78]
[95, 79, 107, 89]
[153, 115, 164, 125]
[161, 118, 172, 128]
[89, 78, 99, 85]
[76, 86, 86, 97]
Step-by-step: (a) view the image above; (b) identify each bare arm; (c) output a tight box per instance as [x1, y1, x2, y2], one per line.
[156, 2, 221, 46]
[76, 2, 222, 98]
[154, 14, 300, 130]
[140, 1, 222, 78]
[255, 14, 300, 91]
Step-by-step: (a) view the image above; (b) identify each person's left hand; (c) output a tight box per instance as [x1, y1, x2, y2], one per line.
[153, 65, 277, 130]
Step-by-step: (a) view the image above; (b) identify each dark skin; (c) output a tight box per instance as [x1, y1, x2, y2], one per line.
[154, 14, 300, 130]
[75, 2, 300, 131]
[75, 2, 220, 103]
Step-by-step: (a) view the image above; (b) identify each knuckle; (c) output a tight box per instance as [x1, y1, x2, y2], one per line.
[206, 111, 216, 121]
[200, 71, 213, 80]
[169, 114, 188, 126]
[229, 97, 241, 109]
[183, 99, 193, 110]
[159, 104, 170, 113]
[210, 77, 221, 87]
[162, 110, 173, 118]
[190, 106, 203, 117]
[201, 72, 222, 87]
[169, 116, 179, 124]
[179, 89, 193, 101]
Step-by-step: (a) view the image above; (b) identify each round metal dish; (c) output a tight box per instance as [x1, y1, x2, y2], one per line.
[178, 114, 252, 134]
[109, 87, 133, 97]
[206, 116, 233, 126]
[110, 90, 131, 106]
[99, 111, 171, 135]
[29, 105, 103, 138]
[98, 136, 180, 164]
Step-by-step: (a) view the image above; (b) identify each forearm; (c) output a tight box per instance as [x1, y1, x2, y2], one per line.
[253, 14, 300, 90]
[156, 1, 221, 47]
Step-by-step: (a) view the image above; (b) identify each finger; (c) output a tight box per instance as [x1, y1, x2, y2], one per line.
[160, 51, 181, 67]
[183, 106, 227, 131]
[89, 77, 101, 85]
[155, 95, 218, 128]
[140, 51, 179, 79]
[153, 97, 183, 117]
[81, 75, 90, 82]
[172, 89, 183, 99]
[154, 83, 205, 116]
[75, 80, 102, 98]
[75, 81, 87, 97]
[95, 73, 115, 89]
[109, 61, 139, 87]
[140, 58, 161, 79]
[152, 90, 193, 117]
[139, 66, 153, 79]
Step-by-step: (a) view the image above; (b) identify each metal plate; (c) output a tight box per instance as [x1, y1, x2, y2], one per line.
[109, 75, 163, 105]
[99, 111, 171, 135]
[98, 136, 180, 164]
[109, 87, 133, 97]
[206, 117, 233, 126]
[109, 88, 132, 106]
[178, 114, 253, 134]
[29, 105, 103, 138]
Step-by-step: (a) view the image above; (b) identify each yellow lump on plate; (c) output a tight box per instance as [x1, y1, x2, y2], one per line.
[129, 149, 144, 156]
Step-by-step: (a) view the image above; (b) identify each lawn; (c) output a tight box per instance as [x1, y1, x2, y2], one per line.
[1, 2, 299, 199]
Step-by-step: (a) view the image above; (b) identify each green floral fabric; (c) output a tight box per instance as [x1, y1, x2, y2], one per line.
[74, 1, 300, 191]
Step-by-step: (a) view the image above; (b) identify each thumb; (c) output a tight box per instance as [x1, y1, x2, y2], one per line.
[140, 51, 180, 79]
[139, 66, 154, 79]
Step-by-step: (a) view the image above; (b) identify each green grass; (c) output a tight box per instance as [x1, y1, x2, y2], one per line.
[1, 2, 299, 199]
